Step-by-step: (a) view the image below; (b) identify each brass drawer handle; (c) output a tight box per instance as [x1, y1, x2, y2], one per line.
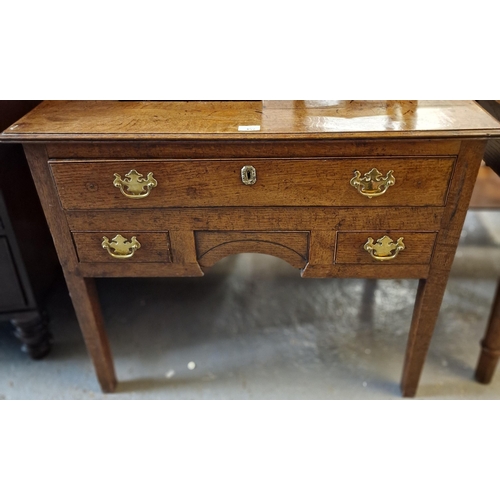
[241, 165, 257, 185]
[113, 169, 158, 198]
[364, 236, 405, 261]
[350, 168, 395, 198]
[102, 235, 141, 259]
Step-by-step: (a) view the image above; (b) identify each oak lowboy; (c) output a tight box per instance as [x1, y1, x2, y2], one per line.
[2, 100, 500, 397]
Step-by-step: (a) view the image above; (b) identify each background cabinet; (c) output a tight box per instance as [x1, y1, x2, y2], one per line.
[0, 101, 60, 358]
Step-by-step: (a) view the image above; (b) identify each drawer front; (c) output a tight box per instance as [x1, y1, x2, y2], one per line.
[336, 232, 437, 265]
[73, 232, 172, 263]
[51, 157, 455, 210]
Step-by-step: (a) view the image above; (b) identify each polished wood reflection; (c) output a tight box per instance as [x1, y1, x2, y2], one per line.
[2, 100, 500, 140]
[1, 101, 499, 398]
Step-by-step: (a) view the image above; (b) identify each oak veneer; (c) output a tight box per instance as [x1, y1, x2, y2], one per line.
[73, 232, 172, 263]
[335, 232, 437, 265]
[2, 100, 500, 397]
[195, 231, 309, 269]
[50, 157, 455, 209]
[4, 100, 498, 140]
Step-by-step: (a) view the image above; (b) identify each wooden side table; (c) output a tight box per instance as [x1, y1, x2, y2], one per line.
[1, 100, 499, 397]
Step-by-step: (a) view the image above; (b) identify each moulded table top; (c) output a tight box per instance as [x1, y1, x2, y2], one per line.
[2, 100, 500, 141]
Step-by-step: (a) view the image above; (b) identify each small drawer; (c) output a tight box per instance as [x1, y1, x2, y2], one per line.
[50, 156, 455, 210]
[73, 232, 172, 263]
[335, 231, 437, 265]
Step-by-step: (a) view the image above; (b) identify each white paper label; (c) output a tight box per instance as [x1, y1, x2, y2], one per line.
[238, 125, 261, 131]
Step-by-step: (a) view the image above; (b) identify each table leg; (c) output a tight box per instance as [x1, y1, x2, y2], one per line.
[23, 144, 116, 392]
[66, 275, 117, 393]
[475, 279, 500, 384]
[400, 277, 449, 397]
[400, 140, 487, 397]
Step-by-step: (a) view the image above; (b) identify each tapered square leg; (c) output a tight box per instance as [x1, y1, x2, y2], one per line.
[66, 275, 116, 393]
[23, 144, 116, 393]
[401, 278, 448, 397]
[400, 140, 487, 397]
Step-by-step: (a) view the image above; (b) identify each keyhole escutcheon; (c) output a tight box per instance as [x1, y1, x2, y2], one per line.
[241, 165, 257, 186]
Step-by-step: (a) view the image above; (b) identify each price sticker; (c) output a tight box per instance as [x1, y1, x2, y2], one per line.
[238, 125, 261, 131]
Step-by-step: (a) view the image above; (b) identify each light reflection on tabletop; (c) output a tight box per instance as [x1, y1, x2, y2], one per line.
[261, 100, 455, 133]
[2, 100, 499, 139]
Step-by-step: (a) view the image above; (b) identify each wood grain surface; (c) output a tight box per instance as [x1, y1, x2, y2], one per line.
[8, 101, 499, 397]
[50, 157, 455, 210]
[195, 231, 309, 269]
[23, 144, 117, 392]
[45, 139, 462, 159]
[335, 232, 437, 265]
[400, 140, 487, 397]
[73, 232, 172, 263]
[2, 100, 500, 141]
[64, 206, 445, 233]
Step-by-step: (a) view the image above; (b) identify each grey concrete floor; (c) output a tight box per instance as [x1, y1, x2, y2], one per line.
[2, 210, 500, 399]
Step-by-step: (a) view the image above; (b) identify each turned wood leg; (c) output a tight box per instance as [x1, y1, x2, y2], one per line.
[66, 275, 117, 393]
[400, 277, 449, 397]
[11, 310, 53, 360]
[475, 279, 500, 384]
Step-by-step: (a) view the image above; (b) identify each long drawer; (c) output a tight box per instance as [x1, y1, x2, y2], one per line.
[50, 157, 455, 210]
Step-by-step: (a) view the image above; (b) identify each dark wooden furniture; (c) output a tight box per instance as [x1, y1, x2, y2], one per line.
[0, 192, 50, 358]
[0, 101, 59, 358]
[473, 100, 500, 384]
[2, 100, 499, 396]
